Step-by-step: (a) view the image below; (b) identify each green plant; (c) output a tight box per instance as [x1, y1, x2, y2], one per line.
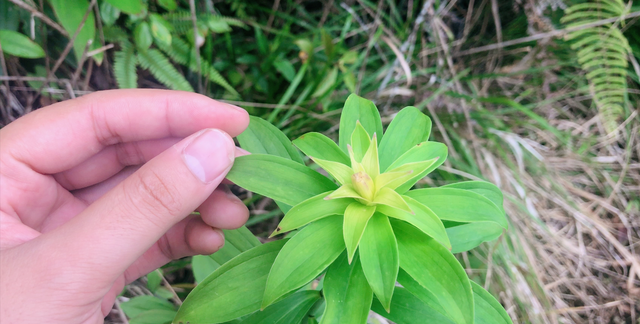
[173, 94, 511, 324]
[561, 0, 633, 133]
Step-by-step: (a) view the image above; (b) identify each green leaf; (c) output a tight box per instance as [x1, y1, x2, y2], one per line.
[350, 121, 371, 162]
[321, 29, 334, 61]
[134, 22, 153, 50]
[137, 49, 193, 91]
[121, 296, 175, 318]
[271, 192, 351, 237]
[113, 42, 137, 89]
[378, 197, 450, 249]
[371, 288, 455, 324]
[150, 14, 172, 47]
[105, 0, 143, 14]
[376, 159, 438, 191]
[130, 309, 176, 324]
[378, 107, 432, 171]
[237, 116, 303, 164]
[471, 281, 513, 324]
[310, 157, 353, 185]
[373, 187, 412, 213]
[0, 30, 45, 58]
[320, 253, 373, 324]
[386, 141, 448, 193]
[396, 269, 449, 319]
[325, 184, 361, 200]
[339, 94, 383, 153]
[273, 58, 296, 82]
[312, 67, 338, 98]
[175, 240, 287, 324]
[99, 1, 120, 26]
[238, 291, 321, 324]
[391, 219, 474, 324]
[226, 154, 337, 207]
[192, 226, 261, 283]
[359, 213, 399, 312]
[447, 222, 503, 254]
[406, 188, 508, 229]
[343, 202, 376, 263]
[49, 0, 97, 62]
[293, 132, 350, 165]
[262, 216, 345, 308]
[208, 20, 231, 33]
[361, 133, 380, 177]
[146, 269, 162, 292]
[442, 181, 505, 214]
[158, 0, 177, 11]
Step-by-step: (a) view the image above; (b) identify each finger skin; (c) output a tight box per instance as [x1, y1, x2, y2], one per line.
[198, 186, 250, 229]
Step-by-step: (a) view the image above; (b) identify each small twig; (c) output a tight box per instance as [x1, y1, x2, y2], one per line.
[8, 0, 69, 37]
[113, 298, 130, 324]
[86, 43, 114, 58]
[189, 0, 202, 93]
[161, 273, 183, 306]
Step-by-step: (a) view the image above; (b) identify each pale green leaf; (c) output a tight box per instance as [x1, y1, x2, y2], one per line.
[134, 22, 153, 50]
[378, 107, 432, 171]
[293, 132, 350, 165]
[371, 288, 455, 324]
[237, 116, 304, 164]
[226, 154, 337, 207]
[361, 133, 380, 177]
[442, 181, 505, 214]
[376, 159, 438, 191]
[271, 192, 351, 236]
[150, 14, 172, 47]
[320, 253, 372, 324]
[343, 202, 376, 262]
[105, 0, 143, 14]
[373, 187, 412, 213]
[146, 269, 162, 292]
[359, 213, 399, 312]
[0, 30, 45, 58]
[391, 219, 474, 324]
[471, 281, 513, 324]
[310, 157, 353, 185]
[121, 296, 175, 319]
[99, 1, 120, 26]
[386, 141, 447, 193]
[175, 240, 287, 324]
[350, 121, 371, 162]
[339, 94, 383, 153]
[49, 0, 97, 61]
[273, 58, 296, 82]
[378, 197, 450, 249]
[262, 216, 345, 308]
[447, 222, 503, 254]
[312, 66, 338, 98]
[238, 291, 321, 324]
[325, 184, 361, 200]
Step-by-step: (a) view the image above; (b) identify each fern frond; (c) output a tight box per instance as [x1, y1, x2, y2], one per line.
[162, 11, 245, 35]
[158, 37, 239, 97]
[137, 49, 194, 92]
[114, 42, 138, 89]
[562, 0, 633, 134]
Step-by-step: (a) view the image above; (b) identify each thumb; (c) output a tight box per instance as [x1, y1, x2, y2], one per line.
[40, 129, 236, 282]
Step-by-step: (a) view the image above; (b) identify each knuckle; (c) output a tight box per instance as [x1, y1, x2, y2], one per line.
[125, 169, 184, 218]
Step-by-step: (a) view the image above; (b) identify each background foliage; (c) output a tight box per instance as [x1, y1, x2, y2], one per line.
[1, 0, 639, 323]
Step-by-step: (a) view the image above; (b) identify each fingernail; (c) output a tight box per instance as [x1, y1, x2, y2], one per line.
[183, 129, 234, 184]
[221, 101, 245, 112]
[212, 228, 225, 249]
[235, 147, 251, 157]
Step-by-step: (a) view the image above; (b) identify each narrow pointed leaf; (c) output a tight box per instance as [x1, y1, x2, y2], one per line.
[386, 141, 448, 193]
[373, 187, 412, 213]
[321, 253, 373, 324]
[325, 184, 361, 200]
[0, 30, 45, 58]
[348, 145, 366, 174]
[238, 116, 304, 164]
[350, 121, 371, 161]
[262, 216, 345, 308]
[293, 132, 350, 165]
[361, 133, 380, 177]
[396, 269, 449, 318]
[359, 213, 399, 312]
[447, 222, 504, 253]
[175, 240, 287, 324]
[343, 203, 376, 262]
[371, 288, 455, 324]
[391, 219, 474, 324]
[406, 188, 508, 229]
[238, 291, 321, 324]
[471, 281, 513, 324]
[227, 155, 337, 207]
[378, 197, 450, 249]
[272, 192, 351, 236]
[378, 107, 432, 171]
[377, 159, 438, 190]
[442, 181, 505, 214]
[339, 94, 382, 153]
[310, 157, 353, 185]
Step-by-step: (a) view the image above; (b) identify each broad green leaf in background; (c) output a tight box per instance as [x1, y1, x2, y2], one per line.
[238, 291, 321, 324]
[378, 107, 432, 171]
[371, 288, 455, 324]
[208, 20, 231, 33]
[273, 58, 296, 82]
[359, 213, 399, 312]
[392, 219, 474, 324]
[99, 1, 120, 27]
[158, 0, 177, 12]
[339, 94, 383, 153]
[150, 14, 172, 47]
[312, 66, 338, 98]
[378, 197, 450, 249]
[175, 240, 287, 324]
[237, 116, 304, 164]
[192, 226, 261, 283]
[121, 296, 175, 319]
[0, 30, 45, 58]
[386, 141, 448, 193]
[343, 202, 376, 262]
[49, 0, 99, 62]
[396, 270, 449, 319]
[226, 155, 337, 207]
[343, 71, 356, 93]
[446, 222, 504, 254]
[471, 281, 513, 324]
[105, 0, 143, 14]
[442, 181, 505, 213]
[271, 192, 351, 236]
[129, 309, 176, 324]
[406, 188, 508, 228]
[146, 269, 162, 292]
[262, 216, 345, 308]
[321, 254, 373, 324]
[134, 22, 153, 50]
[293, 132, 350, 165]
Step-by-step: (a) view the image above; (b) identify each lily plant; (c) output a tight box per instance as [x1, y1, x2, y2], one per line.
[173, 94, 512, 324]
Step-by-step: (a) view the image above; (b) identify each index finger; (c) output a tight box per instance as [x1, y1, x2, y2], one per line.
[0, 89, 249, 174]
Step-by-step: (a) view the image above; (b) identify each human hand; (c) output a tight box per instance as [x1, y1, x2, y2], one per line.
[0, 90, 250, 323]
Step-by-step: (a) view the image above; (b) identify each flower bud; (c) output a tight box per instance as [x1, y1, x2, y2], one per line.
[351, 172, 375, 202]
